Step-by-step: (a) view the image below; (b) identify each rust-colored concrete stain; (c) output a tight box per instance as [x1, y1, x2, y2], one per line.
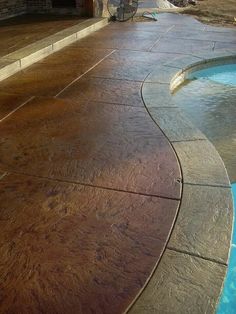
[0, 97, 181, 199]
[0, 174, 179, 314]
[0, 20, 182, 314]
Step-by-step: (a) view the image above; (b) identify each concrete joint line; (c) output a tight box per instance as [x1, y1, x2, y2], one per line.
[167, 247, 228, 267]
[8, 169, 181, 201]
[55, 49, 116, 97]
[0, 96, 35, 123]
[0, 18, 109, 82]
[0, 172, 8, 181]
[167, 245, 228, 267]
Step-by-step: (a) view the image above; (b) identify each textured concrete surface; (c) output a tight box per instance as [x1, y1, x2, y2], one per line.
[173, 140, 230, 187]
[0, 92, 31, 121]
[0, 12, 235, 314]
[137, 15, 235, 314]
[0, 58, 21, 80]
[168, 184, 233, 264]
[0, 173, 179, 314]
[59, 77, 143, 106]
[0, 17, 109, 81]
[128, 249, 227, 314]
[0, 97, 181, 199]
[146, 65, 181, 84]
[147, 107, 206, 142]
[0, 14, 184, 314]
[0, 14, 85, 57]
[142, 83, 176, 108]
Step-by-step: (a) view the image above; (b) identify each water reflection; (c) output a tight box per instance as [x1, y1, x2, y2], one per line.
[173, 77, 236, 182]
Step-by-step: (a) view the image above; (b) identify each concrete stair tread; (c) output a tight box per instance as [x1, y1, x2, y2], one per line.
[0, 17, 109, 81]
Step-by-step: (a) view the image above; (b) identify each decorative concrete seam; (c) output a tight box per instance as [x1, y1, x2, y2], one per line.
[127, 54, 235, 314]
[0, 18, 109, 82]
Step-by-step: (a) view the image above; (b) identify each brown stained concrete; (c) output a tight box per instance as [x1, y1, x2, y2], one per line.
[71, 28, 162, 51]
[37, 47, 114, 66]
[0, 14, 86, 58]
[0, 97, 181, 199]
[0, 63, 83, 97]
[0, 12, 235, 314]
[0, 17, 184, 312]
[0, 173, 179, 314]
[0, 92, 31, 121]
[59, 77, 143, 106]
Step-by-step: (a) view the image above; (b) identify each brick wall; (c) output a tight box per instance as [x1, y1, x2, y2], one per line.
[0, 0, 26, 19]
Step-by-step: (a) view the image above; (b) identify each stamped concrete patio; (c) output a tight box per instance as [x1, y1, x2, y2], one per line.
[0, 14, 87, 58]
[0, 13, 235, 314]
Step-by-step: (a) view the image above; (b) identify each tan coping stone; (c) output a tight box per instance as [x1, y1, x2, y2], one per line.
[170, 55, 236, 91]
[5, 42, 53, 69]
[76, 18, 109, 33]
[52, 19, 109, 52]
[52, 33, 78, 52]
[147, 107, 206, 142]
[188, 55, 236, 73]
[173, 140, 231, 187]
[0, 58, 21, 81]
[168, 184, 233, 264]
[0, 18, 109, 80]
[50, 22, 108, 52]
[128, 249, 226, 314]
[50, 19, 99, 36]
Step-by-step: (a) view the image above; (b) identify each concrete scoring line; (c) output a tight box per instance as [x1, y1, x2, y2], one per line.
[55, 49, 117, 97]
[0, 96, 35, 123]
[4, 169, 181, 202]
[166, 247, 227, 266]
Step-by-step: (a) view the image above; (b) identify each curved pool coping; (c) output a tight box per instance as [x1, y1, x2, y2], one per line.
[127, 54, 235, 313]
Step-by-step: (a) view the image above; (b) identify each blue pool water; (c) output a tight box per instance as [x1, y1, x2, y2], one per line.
[173, 61, 236, 312]
[190, 63, 236, 87]
[217, 183, 236, 314]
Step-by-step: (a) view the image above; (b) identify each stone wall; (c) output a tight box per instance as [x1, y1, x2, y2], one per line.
[27, 0, 51, 12]
[95, 0, 109, 17]
[0, 0, 26, 19]
[0, 0, 108, 19]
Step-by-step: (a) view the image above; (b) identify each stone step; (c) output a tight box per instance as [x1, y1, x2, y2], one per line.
[0, 17, 109, 82]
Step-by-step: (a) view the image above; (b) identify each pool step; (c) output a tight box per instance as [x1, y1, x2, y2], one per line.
[0, 18, 109, 82]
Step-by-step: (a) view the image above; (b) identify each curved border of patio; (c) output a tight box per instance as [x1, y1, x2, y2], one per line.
[127, 54, 235, 313]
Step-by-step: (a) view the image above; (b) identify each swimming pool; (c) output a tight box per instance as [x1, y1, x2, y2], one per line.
[172, 60, 236, 313]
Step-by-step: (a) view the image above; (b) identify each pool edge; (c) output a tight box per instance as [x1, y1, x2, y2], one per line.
[127, 54, 235, 314]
